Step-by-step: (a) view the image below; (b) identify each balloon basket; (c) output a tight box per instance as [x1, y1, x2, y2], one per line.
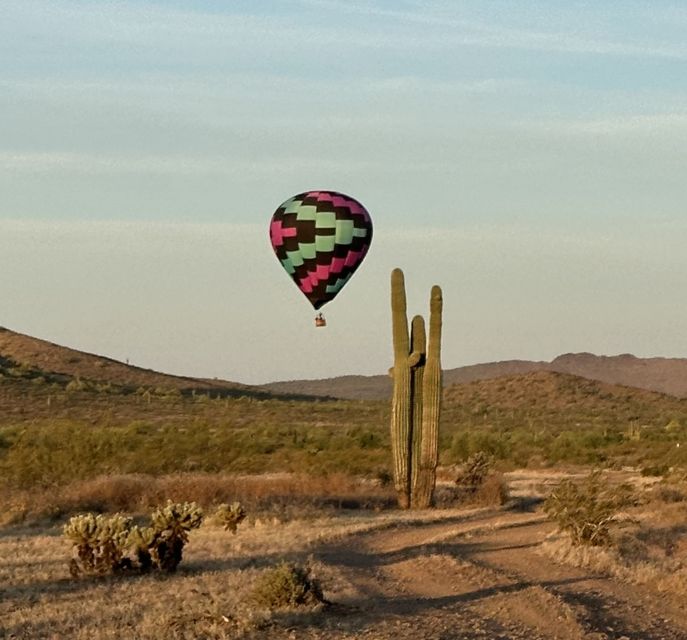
[315, 314, 327, 328]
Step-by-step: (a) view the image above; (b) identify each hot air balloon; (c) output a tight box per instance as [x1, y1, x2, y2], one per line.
[269, 191, 373, 326]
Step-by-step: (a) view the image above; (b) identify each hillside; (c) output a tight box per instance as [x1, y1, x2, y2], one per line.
[439, 369, 687, 469]
[443, 369, 687, 425]
[0, 326, 277, 398]
[3, 327, 687, 484]
[264, 353, 687, 400]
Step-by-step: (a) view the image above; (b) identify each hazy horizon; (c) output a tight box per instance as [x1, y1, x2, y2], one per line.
[2, 216, 685, 385]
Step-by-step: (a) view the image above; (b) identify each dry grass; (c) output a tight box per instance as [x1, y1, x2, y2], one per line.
[6, 466, 686, 638]
[0, 472, 397, 526]
[0, 519, 305, 639]
[0, 504, 491, 639]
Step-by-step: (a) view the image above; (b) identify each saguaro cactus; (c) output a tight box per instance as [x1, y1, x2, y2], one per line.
[390, 269, 443, 509]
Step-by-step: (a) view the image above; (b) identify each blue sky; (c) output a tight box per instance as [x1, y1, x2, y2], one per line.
[1, 1, 686, 382]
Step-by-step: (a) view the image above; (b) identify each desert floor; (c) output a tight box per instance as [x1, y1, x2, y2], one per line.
[2, 477, 686, 640]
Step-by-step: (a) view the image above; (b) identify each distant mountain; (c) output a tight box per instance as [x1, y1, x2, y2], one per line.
[264, 353, 687, 400]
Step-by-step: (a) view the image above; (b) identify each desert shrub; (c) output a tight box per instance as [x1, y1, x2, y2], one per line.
[544, 471, 634, 546]
[473, 472, 510, 506]
[251, 562, 324, 609]
[64, 513, 134, 576]
[213, 501, 247, 533]
[455, 452, 493, 492]
[58, 474, 152, 513]
[433, 454, 508, 507]
[65, 378, 88, 393]
[448, 432, 508, 462]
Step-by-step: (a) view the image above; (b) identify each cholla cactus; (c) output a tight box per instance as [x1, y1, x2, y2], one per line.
[64, 502, 204, 576]
[63, 513, 133, 575]
[127, 525, 156, 573]
[213, 502, 247, 533]
[146, 501, 204, 572]
[150, 500, 203, 532]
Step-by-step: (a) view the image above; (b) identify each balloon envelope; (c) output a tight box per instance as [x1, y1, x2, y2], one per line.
[269, 191, 373, 310]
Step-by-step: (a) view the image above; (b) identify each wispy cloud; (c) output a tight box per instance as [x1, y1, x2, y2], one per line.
[0, 151, 384, 176]
[6, 0, 686, 59]
[526, 113, 687, 137]
[298, 0, 687, 59]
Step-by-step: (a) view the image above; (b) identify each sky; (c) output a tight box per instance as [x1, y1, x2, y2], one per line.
[1, 1, 686, 383]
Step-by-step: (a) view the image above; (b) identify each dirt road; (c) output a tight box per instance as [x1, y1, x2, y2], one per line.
[285, 508, 687, 640]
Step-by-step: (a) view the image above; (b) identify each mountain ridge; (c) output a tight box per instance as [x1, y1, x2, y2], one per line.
[3, 326, 686, 402]
[264, 352, 687, 400]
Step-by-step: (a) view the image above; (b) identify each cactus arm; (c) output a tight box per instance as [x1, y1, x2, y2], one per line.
[391, 268, 410, 356]
[415, 285, 443, 508]
[408, 351, 423, 368]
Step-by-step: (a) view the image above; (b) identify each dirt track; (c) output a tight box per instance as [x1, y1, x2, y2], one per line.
[285, 508, 687, 640]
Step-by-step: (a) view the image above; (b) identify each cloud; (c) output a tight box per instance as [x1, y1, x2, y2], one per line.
[297, 0, 687, 59]
[525, 113, 687, 137]
[6, 0, 687, 60]
[0, 151, 388, 176]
